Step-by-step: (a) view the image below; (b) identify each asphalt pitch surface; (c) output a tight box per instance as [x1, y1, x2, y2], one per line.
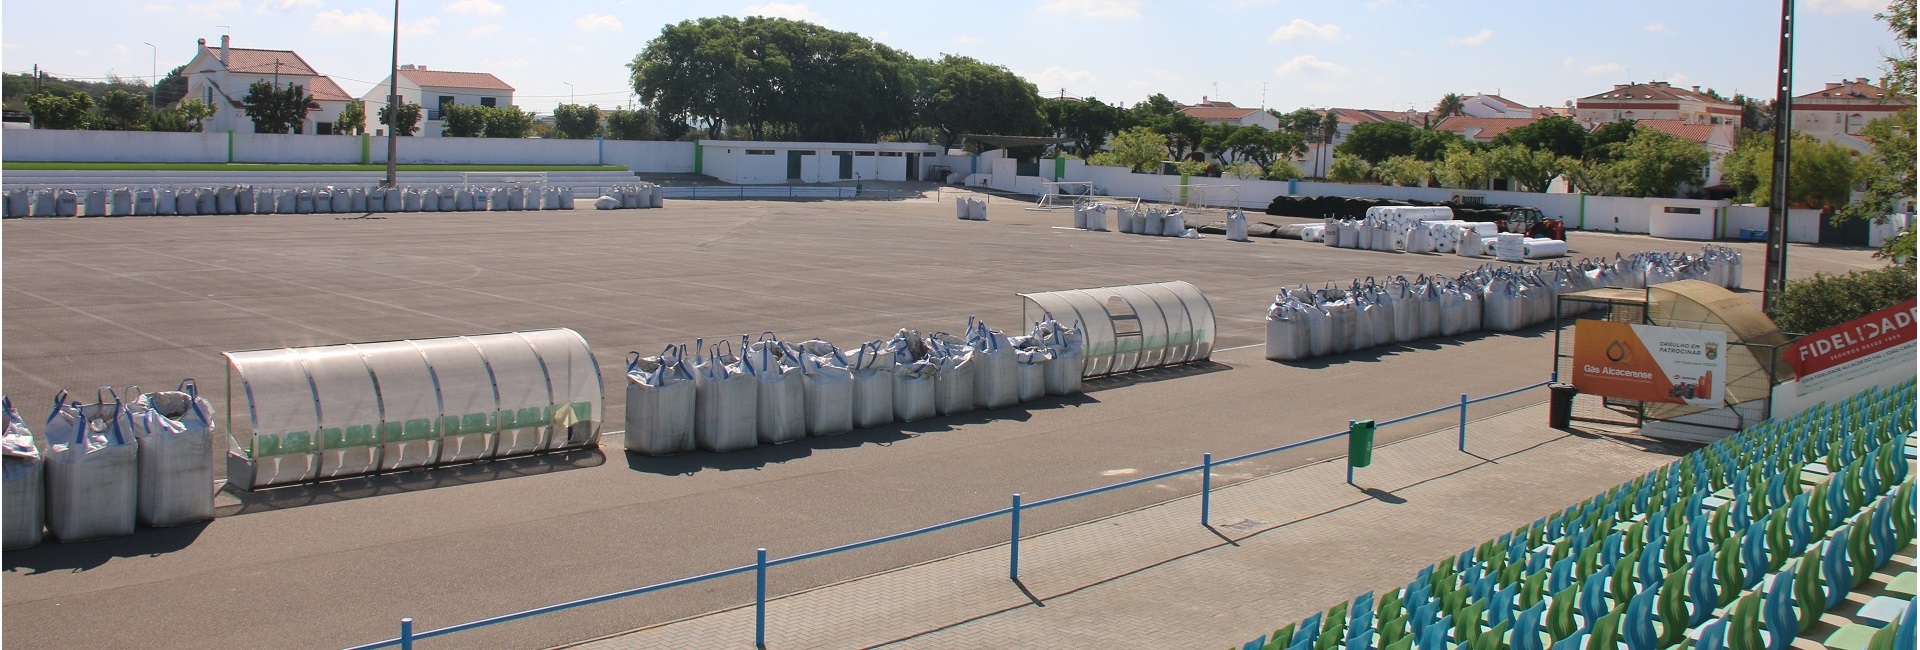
[0, 198, 1884, 649]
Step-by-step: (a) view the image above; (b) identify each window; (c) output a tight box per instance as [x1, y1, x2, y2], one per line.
[789, 150, 816, 156]
[480, 97, 496, 107]
[878, 152, 903, 157]
[831, 151, 853, 156]
[316, 122, 333, 135]
[1662, 206, 1702, 214]
[855, 151, 875, 157]
[745, 149, 775, 155]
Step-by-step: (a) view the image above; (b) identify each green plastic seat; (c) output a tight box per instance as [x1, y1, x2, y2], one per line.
[404, 418, 433, 440]
[461, 412, 492, 434]
[1824, 624, 1878, 650]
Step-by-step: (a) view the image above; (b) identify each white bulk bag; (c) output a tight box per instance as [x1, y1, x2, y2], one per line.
[1226, 210, 1249, 242]
[348, 188, 366, 213]
[1351, 293, 1383, 350]
[522, 187, 542, 211]
[1032, 316, 1084, 396]
[796, 341, 855, 436]
[889, 330, 938, 422]
[966, 320, 1020, 410]
[1087, 205, 1110, 232]
[135, 189, 158, 216]
[692, 341, 758, 452]
[1009, 337, 1052, 402]
[558, 189, 576, 209]
[176, 190, 199, 216]
[128, 380, 216, 527]
[314, 188, 337, 214]
[382, 187, 401, 212]
[967, 198, 987, 220]
[43, 390, 139, 542]
[625, 346, 697, 456]
[442, 189, 460, 211]
[332, 187, 354, 213]
[3, 397, 44, 549]
[4, 189, 26, 217]
[1340, 220, 1361, 248]
[956, 197, 969, 219]
[595, 196, 619, 210]
[32, 189, 57, 217]
[508, 187, 528, 211]
[1134, 210, 1152, 235]
[1116, 208, 1135, 234]
[1301, 300, 1335, 358]
[365, 189, 386, 213]
[1162, 210, 1186, 237]
[294, 188, 315, 214]
[928, 333, 976, 416]
[1482, 275, 1528, 332]
[1073, 205, 1089, 229]
[454, 189, 475, 212]
[746, 336, 806, 444]
[648, 185, 664, 208]
[216, 186, 238, 214]
[1386, 278, 1419, 344]
[848, 341, 895, 428]
[1439, 283, 1472, 336]
[195, 188, 215, 214]
[491, 188, 512, 211]
[1324, 296, 1356, 354]
[110, 189, 133, 217]
[417, 188, 439, 212]
[623, 187, 643, 209]
[252, 189, 274, 215]
[1265, 297, 1313, 361]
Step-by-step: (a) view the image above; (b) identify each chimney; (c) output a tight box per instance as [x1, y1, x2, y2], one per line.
[1826, 82, 1842, 90]
[1691, 85, 1700, 93]
[1856, 77, 1869, 84]
[220, 35, 230, 68]
[399, 64, 414, 70]
[417, 65, 427, 71]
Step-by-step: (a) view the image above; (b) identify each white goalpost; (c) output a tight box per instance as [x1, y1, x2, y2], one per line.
[461, 171, 549, 189]
[1026, 181, 1099, 211]
[1160, 184, 1241, 213]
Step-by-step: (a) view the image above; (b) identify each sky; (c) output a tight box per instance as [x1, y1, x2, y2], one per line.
[0, 0, 1904, 117]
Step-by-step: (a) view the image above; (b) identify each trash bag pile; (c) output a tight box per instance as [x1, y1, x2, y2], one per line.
[623, 315, 1087, 456]
[0, 183, 647, 218]
[4, 382, 217, 548]
[1265, 248, 1744, 361]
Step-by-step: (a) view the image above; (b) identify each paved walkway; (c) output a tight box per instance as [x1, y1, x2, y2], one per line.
[565, 404, 1692, 649]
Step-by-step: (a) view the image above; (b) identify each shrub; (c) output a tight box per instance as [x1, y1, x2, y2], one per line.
[1766, 263, 1916, 334]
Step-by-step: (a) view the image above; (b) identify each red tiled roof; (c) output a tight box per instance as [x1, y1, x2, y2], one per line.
[1432, 116, 1540, 141]
[1180, 106, 1259, 120]
[1794, 78, 1913, 104]
[1477, 94, 1527, 110]
[1634, 119, 1721, 145]
[1333, 107, 1425, 125]
[207, 46, 321, 77]
[306, 76, 353, 102]
[398, 69, 514, 91]
[1580, 82, 1732, 106]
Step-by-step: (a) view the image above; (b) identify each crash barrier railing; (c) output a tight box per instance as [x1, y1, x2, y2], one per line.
[343, 378, 1557, 649]
[1235, 378, 1917, 650]
[656, 185, 907, 200]
[224, 329, 605, 491]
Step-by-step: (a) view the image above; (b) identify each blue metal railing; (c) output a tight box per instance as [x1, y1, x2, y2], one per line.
[344, 378, 1552, 649]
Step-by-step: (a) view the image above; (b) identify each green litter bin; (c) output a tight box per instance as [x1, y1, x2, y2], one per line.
[1349, 420, 1376, 468]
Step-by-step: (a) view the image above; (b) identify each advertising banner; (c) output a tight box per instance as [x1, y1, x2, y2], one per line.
[1785, 299, 1917, 397]
[1573, 320, 1729, 407]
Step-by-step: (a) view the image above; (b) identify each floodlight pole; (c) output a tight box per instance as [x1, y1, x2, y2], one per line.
[384, 0, 400, 188]
[1761, 0, 1795, 312]
[143, 42, 157, 109]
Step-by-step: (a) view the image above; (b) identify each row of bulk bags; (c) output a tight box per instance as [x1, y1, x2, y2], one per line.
[1116, 208, 1193, 237]
[625, 319, 1087, 456]
[8, 384, 217, 547]
[955, 197, 987, 220]
[596, 184, 663, 210]
[3, 184, 583, 218]
[1072, 204, 1112, 232]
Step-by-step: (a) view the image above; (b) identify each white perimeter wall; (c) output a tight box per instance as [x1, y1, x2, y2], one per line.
[2, 129, 696, 172]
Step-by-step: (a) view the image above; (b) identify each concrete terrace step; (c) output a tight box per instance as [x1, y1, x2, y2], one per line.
[0, 169, 644, 192]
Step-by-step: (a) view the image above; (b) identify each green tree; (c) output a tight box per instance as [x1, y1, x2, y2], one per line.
[1492, 115, 1587, 158]
[1766, 264, 1915, 334]
[176, 98, 215, 131]
[1878, 0, 1915, 95]
[1563, 158, 1623, 195]
[1836, 109, 1916, 246]
[605, 107, 661, 140]
[336, 100, 365, 136]
[1433, 92, 1465, 120]
[438, 103, 487, 137]
[155, 65, 189, 107]
[1221, 125, 1303, 169]
[1327, 153, 1372, 183]
[1719, 132, 1859, 209]
[1044, 96, 1123, 157]
[241, 80, 311, 134]
[1335, 121, 1417, 164]
[25, 92, 93, 129]
[1374, 155, 1430, 187]
[1484, 144, 1564, 192]
[1607, 128, 1710, 197]
[1121, 93, 1179, 131]
[379, 102, 422, 136]
[552, 104, 602, 139]
[148, 108, 192, 132]
[1086, 125, 1167, 172]
[1435, 142, 1490, 189]
[482, 105, 533, 138]
[1155, 112, 1205, 160]
[1410, 128, 1468, 162]
[1584, 120, 1638, 162]
[1222, 161, 1264, 180]
[922, 54, 1047, 150]
[95, 88, 149, 130]
[1264, 158, 1304, 181]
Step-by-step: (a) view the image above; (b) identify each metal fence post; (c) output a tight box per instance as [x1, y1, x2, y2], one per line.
[1201, 453, 1213, 526]
[399, 618, 413, 650]
[1458, 393, 1470, 452]
[755, 548, 768, 649]
[1009, 493, 1022, 580]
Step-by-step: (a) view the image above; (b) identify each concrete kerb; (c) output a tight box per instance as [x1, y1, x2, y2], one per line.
[555, 396, 1563, 649]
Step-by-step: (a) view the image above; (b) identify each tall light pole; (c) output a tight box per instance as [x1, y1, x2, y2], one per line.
[563, 82, 574, 106]
[384, 0, 400, 188]
[142, 42, 157, 109]
[1762, 0, 1795, 312]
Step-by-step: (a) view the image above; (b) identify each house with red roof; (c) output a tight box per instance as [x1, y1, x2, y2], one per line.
[182, 36, 356, 135]
[359, 65, 517, 137]
[1789, 77, 1914, 153]
[1175, 97, 1280, 130]
[1574, 81, 1741, 127]
[1431, 115, 1538, 143]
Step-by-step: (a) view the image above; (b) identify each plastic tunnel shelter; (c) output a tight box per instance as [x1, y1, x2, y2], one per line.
[1018, 281, 1215, 378]
[223, 328, 604, 490]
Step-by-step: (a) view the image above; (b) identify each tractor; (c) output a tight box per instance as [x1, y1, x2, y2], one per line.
[1494, 207, 1566, 241]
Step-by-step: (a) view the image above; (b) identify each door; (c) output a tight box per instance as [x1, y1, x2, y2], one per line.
[838, 154, 853, 180]
[787, 151, 804, 180]
[907, 153, 920, 180]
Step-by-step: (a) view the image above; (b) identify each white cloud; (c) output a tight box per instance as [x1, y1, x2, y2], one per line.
[951, 35, 981, 45]
[1027, 66, 1095, 89]
[743, 2, 825, 22]
[468, 24, 501, 36]
[185, 0, 241, 18]
[404, 17, 439, 36]
[1274, 55, 1350, 76]
[1449, 29, 1494, 46]
[443, 0, 504, 16]
[1043, 0, 1146, 19]
[257, 0, 320, 11]
[1807, 0, 1878, 12]
[1561, 56, 1577, 67]
[312, 8, 388, 34]
[1645, 22, 1665, 32]
[1584, 62, 1624, 75]
[1268, 18, 1342, 43]
[574, 13, 622, 32]
[112, 44, 131, 54]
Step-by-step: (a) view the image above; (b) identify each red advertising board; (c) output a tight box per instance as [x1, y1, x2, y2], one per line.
[1785, 299, 1918, 379]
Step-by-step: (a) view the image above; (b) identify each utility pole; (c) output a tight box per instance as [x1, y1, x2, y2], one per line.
[385, 0, 400, 187]
[143, 43, 157, 109]
[1762, 0, 1796, 311]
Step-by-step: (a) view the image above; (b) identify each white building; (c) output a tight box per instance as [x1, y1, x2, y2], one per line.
[182, 36, 354, 135]
[698, 140, 944, 184]
[1575, 81, 1742, 127]
[1458, 93, 1535, 119]
[357, 65, 516, 137]
[1176, 98, 1282, 130]
[1790, 78, 1914, 153]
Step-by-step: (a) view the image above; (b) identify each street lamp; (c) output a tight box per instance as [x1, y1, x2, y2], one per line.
[563, 81, 574, 106]
[142, 42, 157, 109]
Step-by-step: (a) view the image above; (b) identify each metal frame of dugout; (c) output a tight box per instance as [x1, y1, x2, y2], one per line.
[1019, 280, 1215, 377]
[222, 328, 604, 491]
